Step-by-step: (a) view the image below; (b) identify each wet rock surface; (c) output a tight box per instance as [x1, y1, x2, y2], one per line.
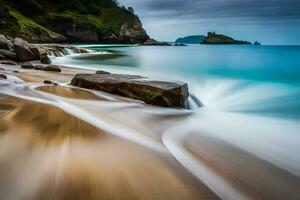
[71, 71, 189, 108]
[34, 65, 61, 72]
[21, 61, 34, 69]
[142, 39, 171, 46]
[13, 38, 40, 61]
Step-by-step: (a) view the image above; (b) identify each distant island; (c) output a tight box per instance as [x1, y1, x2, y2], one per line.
[202, 32, 251, 45]
[175, 35, 206, 44]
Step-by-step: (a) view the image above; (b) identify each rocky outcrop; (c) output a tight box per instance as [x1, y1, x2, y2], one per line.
[48, 19, 149, 44]
[117, 21, 149, 43]
[202, 32, 251, 45]
[0, 35, 91, 64]
[13, 38, 40, 61]
[142, 39, 171, 46]
[71, 71, 189, 108]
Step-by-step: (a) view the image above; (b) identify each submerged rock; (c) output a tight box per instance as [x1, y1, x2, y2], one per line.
[21, 61, 34, 69]
[71, 72, 189, 108]
[0, 74, 7, 79]
[44, 80, 58, 85]
[34, 65, 61, 72]
[142, 39, 171, 46]
[40, 52, 52, 64]
[254, 41, 261, 45]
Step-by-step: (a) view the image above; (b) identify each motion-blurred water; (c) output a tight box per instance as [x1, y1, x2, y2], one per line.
[51, 45, 300, 198]
[1, 44, 300, 199]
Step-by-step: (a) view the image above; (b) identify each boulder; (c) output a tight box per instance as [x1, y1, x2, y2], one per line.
[71, 72, 189, 108]
[0, 74, 7, 79]
[0, 49, 16, 59]
[21, 61, 34, 69]
[13, 37, 39, 61]
[40, 52, 51, 64]
[44, 80, 58, 85]
[0, 53, 5, 59]
[34, 65, 61, 72]
[0, 34, 9, 50]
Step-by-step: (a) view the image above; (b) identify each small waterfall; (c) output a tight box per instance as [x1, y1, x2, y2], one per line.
[62, 48, 76, 55]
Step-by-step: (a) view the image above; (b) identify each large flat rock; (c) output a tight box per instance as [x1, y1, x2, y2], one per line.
[71, 72, 189, 108]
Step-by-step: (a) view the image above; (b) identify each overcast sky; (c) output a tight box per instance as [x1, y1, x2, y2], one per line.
[118, 0, 300, 44]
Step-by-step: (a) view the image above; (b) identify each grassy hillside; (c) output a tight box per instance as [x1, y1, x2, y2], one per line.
[0, 0, 148, 43]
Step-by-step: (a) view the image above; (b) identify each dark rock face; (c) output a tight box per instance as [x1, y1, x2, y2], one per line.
[49, 22, 99, 43]
[13, 38, 40, 61]
[71, 72, 189, 108]
[49, 20, 149, 44]
[117, 21, 149, 43]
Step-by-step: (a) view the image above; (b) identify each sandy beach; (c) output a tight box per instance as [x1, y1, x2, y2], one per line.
[1, 60, 300, 200]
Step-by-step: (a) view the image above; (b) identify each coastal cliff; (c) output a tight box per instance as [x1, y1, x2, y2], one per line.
[0, 0, 149, 44]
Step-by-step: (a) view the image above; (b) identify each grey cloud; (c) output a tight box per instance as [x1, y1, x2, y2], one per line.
[121, 0, 300, 23]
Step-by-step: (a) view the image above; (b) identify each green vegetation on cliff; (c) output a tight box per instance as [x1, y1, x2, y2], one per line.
[0, 0, 148, 43]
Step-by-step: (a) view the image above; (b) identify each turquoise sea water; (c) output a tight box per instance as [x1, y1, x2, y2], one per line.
[52, 44, 300, 119]
[40, 45, 300, 196]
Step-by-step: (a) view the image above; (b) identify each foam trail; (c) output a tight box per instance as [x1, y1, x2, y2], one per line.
[162, 122, 249, 200]
[0, 82, 166, 154]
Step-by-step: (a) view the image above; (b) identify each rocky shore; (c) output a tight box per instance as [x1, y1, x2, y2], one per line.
[0, 34, 190, 108]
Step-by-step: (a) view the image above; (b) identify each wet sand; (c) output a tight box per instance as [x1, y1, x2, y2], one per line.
[1, 63, 300, 200]
[0, 64, 219, 199]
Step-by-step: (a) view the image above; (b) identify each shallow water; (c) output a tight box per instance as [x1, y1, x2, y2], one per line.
[1, 44, 300, 199]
